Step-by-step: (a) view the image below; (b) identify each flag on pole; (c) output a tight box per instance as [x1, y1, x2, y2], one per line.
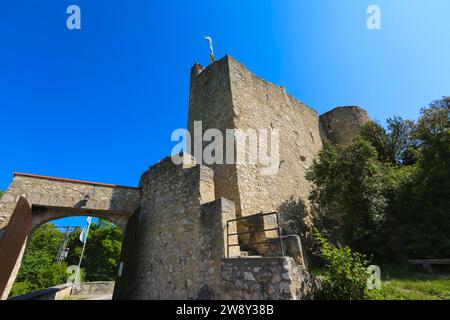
[204, 36, 215, 63]
[79, 217, 92, 244]
[79, 227, 87, 244]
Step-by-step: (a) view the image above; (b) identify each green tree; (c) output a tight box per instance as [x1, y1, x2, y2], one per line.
[9, 224, 68, 297]
[360, 117, 417, 165]
[66, 220, 123, 281]
[306, 138, 390, 256]
[307, 96, 449, 260]
[9, 219, 123, 297]
[391, 97, 450, 258]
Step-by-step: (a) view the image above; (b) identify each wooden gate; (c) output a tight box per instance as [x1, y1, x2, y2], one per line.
[0, 197, 32, 299]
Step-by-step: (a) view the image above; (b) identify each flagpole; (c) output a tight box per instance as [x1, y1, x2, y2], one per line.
[73, 218, 91, 293]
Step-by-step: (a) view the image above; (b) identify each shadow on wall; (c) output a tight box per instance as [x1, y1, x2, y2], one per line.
[278, 197, 310, 238]
[277, 197, 314, 267]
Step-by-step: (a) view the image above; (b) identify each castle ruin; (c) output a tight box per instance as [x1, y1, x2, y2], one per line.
[0, 55, 369, 300]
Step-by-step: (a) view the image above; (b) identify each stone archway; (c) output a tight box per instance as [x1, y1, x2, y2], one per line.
[0, 173, 140, 300]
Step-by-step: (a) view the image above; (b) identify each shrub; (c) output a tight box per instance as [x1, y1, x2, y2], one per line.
[9, 281, 31, 297]
[313, 229, 370, 300]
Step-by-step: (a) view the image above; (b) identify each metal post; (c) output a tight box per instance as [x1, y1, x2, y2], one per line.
[226, 222, 230, 258]
[275, 212, 284, 256]
[72, 219, 91, 294]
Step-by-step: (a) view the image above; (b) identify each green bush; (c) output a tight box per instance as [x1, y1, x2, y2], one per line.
[313, 229, 370, 300]
[9, 281, 31, 297]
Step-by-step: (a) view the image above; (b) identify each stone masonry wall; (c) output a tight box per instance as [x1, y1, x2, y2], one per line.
[228, 56, 324, 224]
[71, 281, 115, 296]
[189, 55, 324, 237]
[219, 257, 316, 300]
[188, 58, 243, 220]
[127, 157, 239, 299]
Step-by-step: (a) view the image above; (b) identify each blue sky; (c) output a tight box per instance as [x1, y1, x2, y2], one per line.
[1, 1, 449, 227]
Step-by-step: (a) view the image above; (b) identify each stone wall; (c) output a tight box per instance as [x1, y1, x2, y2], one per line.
[126, 158, 239, 299]
[253, 235, 307, 268]
[120, 157, 318, 300]
[188, 58, 242, 222]
[219, 257, 316, 300]
[71, 281, 115, 296]
[228, 56, 324, 220]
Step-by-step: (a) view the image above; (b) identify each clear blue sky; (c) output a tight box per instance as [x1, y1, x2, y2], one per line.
[1, 1, 449, 226]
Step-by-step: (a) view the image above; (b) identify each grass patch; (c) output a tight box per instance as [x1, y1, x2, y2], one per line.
[368, 264, 450, 300]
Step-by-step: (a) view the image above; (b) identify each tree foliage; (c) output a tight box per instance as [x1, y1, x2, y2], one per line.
[66, 220, 123, 281]
[390, 97, 450, 258]
[306, 138, 390, 256]
[307, 97, 450, 260]
[9, 219, 123, 297]
[9, 224, 67, 297]
[360, 117, 417, 165]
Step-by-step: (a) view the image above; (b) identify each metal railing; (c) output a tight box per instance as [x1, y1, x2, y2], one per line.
[226, 212, 284, 258]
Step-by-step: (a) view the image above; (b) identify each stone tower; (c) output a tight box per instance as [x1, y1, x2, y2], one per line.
[320, 106, 370, 145]
[188, 56, 322, 219]
[188, 55, 369, 235]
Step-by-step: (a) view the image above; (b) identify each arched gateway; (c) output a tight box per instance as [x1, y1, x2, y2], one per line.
[0, 173, 140, 300]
